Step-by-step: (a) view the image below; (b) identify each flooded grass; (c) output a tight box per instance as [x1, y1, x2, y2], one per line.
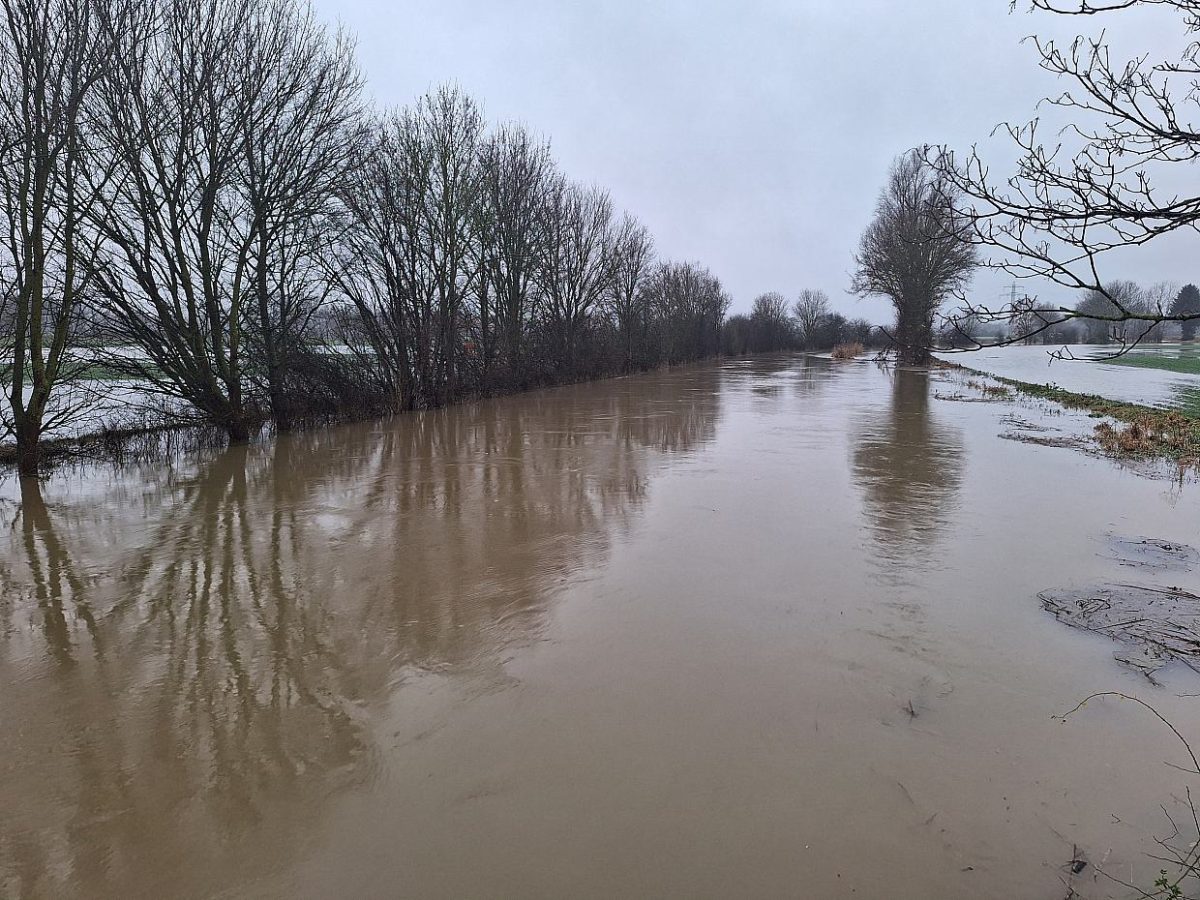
[831, 341, 865, 359]
[957, 364, 1200, 466]
[949, 344, 1200, 415]
[1, 357, 731, 477]
[0, 419, 235, 472]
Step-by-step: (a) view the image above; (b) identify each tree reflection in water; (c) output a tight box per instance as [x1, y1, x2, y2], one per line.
[852, 367, 964, 580]
[0, 369, 719, 898]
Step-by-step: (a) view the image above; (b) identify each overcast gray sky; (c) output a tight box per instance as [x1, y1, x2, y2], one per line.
[311, 0, 1192, 320]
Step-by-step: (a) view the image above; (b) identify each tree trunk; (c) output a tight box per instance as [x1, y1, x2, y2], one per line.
[227, 417, 251, 443]
[895, 302, 934, 366]
[270, 382, 294, 432]
[15, 420, 40, 478]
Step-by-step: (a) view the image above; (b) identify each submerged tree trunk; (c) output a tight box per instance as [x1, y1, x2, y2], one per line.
[894, 297, 935, 366]
[226, 416, 252, 444]
[271, 386, 294, 433]
[15, 420, 41, 478]
[898, 343, 933, 366]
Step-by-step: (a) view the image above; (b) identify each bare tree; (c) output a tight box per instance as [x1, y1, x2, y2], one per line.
[605, 213, 655, 372]
[91, 0, 264, 440]
[1010, 300, 1068, 344]
[0, 4, 744, 461]
[847, 317, 877, 347]
[851, 150, 978, 365]
[537, 179, 614, 373]
[329, 119, 414, 408]
[793, 289, 830, 350]
[0, 0, 119, 475]
[238, 0, 361, 429]
[85, 0, 359, 439]
[931, 1, 1200, 353]
[1143, 281, 1177, 343]
[722, 314, 753, 356]
[813, 311, 849, 349]
[334, 87, 484, 409]
[414, 86, 485, 402]
[473, 123, 555, 388]
[1071, 280, 1150, 345]
[749, 291, 793, 352]
[645, 261, 730, 364]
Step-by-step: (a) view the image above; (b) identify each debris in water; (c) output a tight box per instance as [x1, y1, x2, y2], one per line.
[998, 431, 1088, 450]
[1039, 584, 1200, 679]
[1066, 844, 1089, 876]
[1104, 535, 1200, 573]
[999, 414, 1054, 434]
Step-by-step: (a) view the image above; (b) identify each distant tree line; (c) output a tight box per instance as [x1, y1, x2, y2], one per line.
[0, 0, 735, 476]
[957, 282, 1200, 348]
[722, 289, 883, 356]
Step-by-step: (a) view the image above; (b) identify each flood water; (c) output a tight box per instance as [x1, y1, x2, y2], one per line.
[955, 343, 1200, 410]
[2, 356, 1200, 899]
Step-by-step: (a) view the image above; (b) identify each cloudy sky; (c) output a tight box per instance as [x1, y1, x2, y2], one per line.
[311, 0, 1191, 320]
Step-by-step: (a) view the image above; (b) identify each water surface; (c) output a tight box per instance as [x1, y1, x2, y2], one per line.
[2, 356, 1199, 899]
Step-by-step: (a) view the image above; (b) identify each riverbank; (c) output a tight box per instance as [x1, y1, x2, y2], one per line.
[13, 350, 1191, 478]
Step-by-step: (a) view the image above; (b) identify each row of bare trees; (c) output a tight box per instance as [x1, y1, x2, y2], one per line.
[0, 0, 732, 477]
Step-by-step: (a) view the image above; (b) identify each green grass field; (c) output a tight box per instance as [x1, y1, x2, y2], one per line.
[1104, 347, 1200, 376]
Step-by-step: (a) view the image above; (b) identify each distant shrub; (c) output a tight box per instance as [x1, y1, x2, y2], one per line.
[831, 342, 865, 360]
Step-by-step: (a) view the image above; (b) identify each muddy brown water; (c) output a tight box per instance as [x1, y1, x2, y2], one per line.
[2, 356, 1200, 899]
